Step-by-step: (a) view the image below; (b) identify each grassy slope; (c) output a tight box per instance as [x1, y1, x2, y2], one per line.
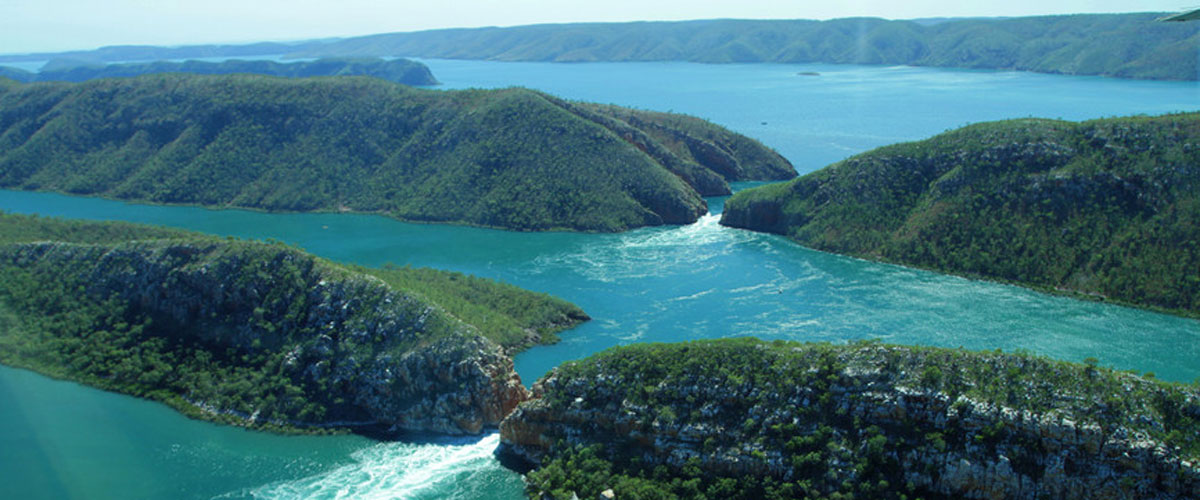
[362, 265, 589, 351]
[0, 212, 586, 430]
[722, 113, 1200, 317]
[292, 14, 1200, 81]
[0, 74, 793, 232]
[520, 338, 1200, 499]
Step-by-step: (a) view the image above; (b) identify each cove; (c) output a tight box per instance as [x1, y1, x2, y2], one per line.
[0, 59, 1197, 499]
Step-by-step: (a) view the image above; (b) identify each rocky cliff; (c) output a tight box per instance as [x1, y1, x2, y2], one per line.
[0, 228, 586, 435]
[501, 339, 1200, 499]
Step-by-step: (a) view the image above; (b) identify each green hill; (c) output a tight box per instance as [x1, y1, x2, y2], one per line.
[721, 113, 1200, 317]
[0, 57, 439, 86]
[0, 74, 794, 231]
[0, 212, 587, 434]
[502, 338, 1200, 499]
[291, 14, 1200, 81]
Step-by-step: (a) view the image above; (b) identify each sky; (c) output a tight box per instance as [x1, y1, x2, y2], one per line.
[1, 0, 1193, 55]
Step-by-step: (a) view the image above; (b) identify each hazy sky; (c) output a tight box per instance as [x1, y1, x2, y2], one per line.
[1, 0, 1192, 54]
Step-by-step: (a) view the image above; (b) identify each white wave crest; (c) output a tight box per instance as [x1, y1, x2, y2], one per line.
[532, 213, 747, 282]
[234, 433, 517, 500]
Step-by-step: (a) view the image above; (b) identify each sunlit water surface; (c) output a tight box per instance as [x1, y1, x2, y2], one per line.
[0, 59, 1197, 499]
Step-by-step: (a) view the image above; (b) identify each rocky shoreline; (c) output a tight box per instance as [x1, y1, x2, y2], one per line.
[0, 233, 565, 435]
[500, 339, 1200, 499]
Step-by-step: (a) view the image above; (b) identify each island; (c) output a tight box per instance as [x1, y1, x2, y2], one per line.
[721, 112, 1200, 318]
[0, 212, 587, 435]
[501, 338, 1200, 499]
[0, 74, 795, 232]
[0, 57, 439, 86]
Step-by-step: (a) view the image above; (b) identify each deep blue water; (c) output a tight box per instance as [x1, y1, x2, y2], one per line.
[0, 60, 1197, 499]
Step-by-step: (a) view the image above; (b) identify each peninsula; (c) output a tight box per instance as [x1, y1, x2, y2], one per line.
[0, 212, 587, 435]
[502, 338, 1200, 499]
[0, 74, 794, 231]
[722, 112, 1200, 317]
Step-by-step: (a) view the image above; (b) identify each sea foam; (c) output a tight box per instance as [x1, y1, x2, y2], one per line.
[230, 433, 521, 500]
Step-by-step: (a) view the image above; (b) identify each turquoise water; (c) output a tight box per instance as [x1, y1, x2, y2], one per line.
[0, 365, 522, 500]
[1, 60, 1198, 499]
[424, 59, 1199, 174]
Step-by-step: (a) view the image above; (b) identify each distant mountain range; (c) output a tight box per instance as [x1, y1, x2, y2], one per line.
[2, 13, 1196, 81]
[0, 57, 438, 86]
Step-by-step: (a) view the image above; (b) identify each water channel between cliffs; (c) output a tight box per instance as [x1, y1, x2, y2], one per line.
[0, 58, 1197, 499]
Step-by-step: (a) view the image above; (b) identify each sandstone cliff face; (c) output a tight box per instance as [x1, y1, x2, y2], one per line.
[502, 341, 1200, 499]
[2, 240, 528, 434]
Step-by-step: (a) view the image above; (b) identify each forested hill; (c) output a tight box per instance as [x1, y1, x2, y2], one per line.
[0, 74, 794, 232]
[289, 13, 1199, 81]
[721, 113, 1200, 317]
[0, 212, 588, 435]
[502, 339, 1200, 499]
[0, 57, 438, 86]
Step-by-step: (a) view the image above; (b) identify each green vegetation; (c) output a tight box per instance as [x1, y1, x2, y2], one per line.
[0, 68, 27, 82]
[0, 212, 586, 432]
[722, 112, 1200, 317]
[5, 14, 1194, 80]
[0, 74, 792, 232]
[290, 14, 1199, 81]
[516, 338, 1200, 499]
[363, 264, 589, 351]
[0, 57, 438, 86]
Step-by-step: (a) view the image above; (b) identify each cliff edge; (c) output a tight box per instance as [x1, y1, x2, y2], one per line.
[502, 339, 1200, 499]
[0, 213, 587, 435]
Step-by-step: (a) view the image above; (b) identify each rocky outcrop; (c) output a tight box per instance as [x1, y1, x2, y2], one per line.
[502, 340, 1200, 499]
[0, 239, 530, 434]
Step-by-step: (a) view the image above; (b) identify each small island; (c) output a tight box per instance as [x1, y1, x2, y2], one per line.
[0, 57, 440, 86]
